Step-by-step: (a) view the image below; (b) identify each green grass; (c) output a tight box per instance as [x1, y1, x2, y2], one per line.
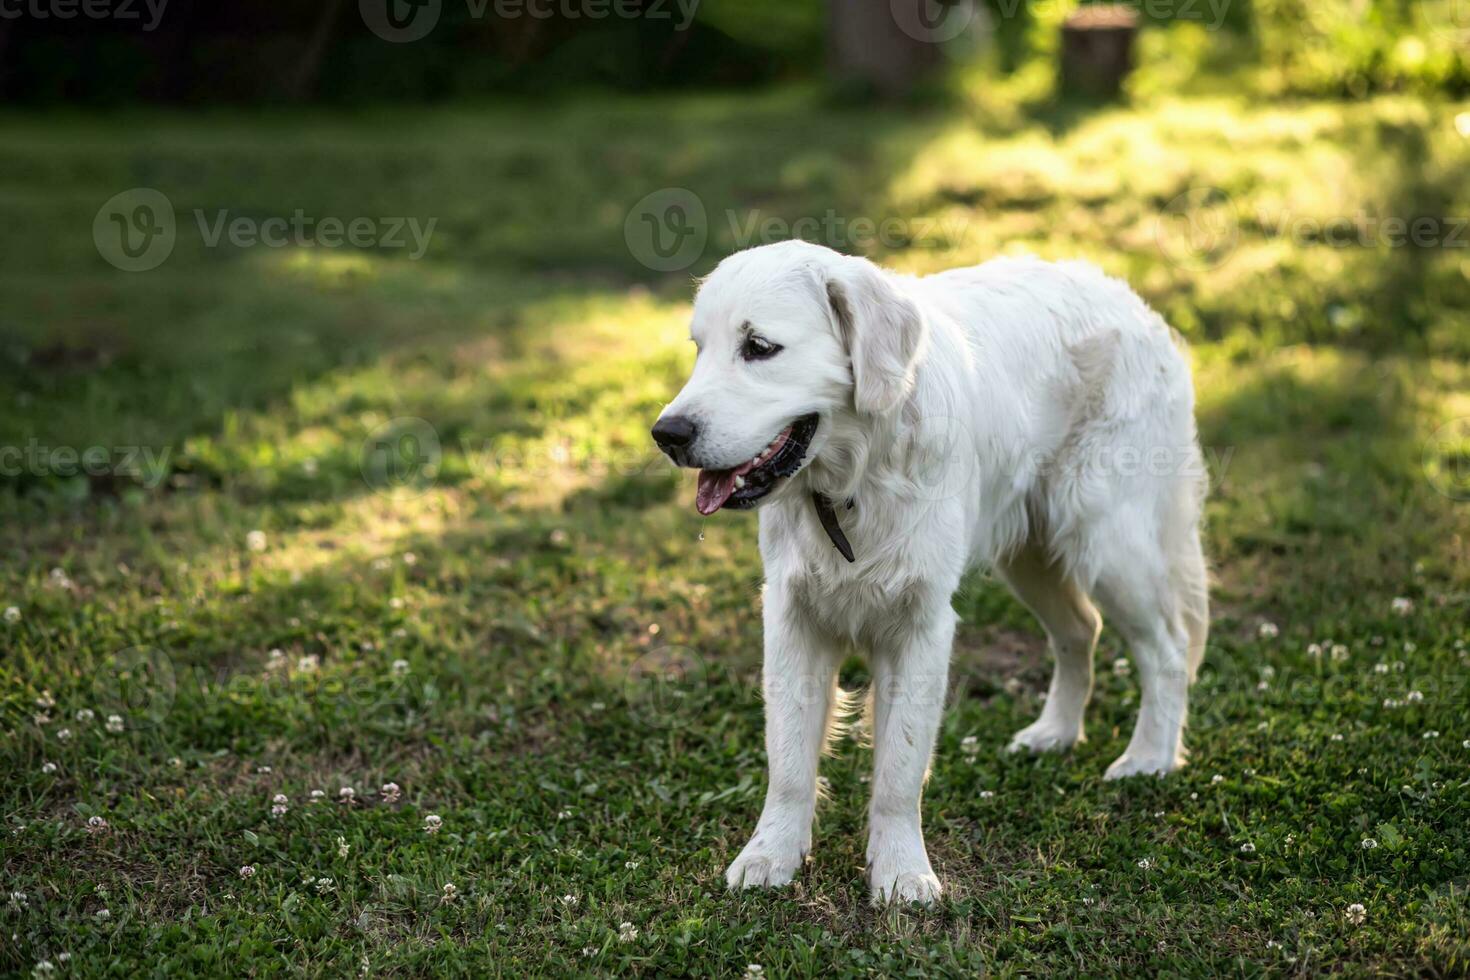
[1, 85, 1469, 976]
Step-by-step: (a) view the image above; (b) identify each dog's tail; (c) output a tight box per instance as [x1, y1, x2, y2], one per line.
[824, 684, 866, 756]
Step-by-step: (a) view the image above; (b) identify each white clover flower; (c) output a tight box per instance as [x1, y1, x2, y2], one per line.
[271, 802, 289, 818]
[105, 715, 124, 734]
[1406, 690, 1423, 703]
[10, 891, 28, 906]
[239, 865, 256, 878]
[625, 860, 640, 870]
[1424, 730, 1439, 739]
[960, 735, 979, 756]
[1307, 643, 1322, 658]
[560, 893, 579, 907]
[95, 908, 111, 920]
[391, 659, 409, 676]
[1344, 903, 1366, 925]
[371, 558, 391, 571]
[1403, 641, 1417, 653]
[41, 761, 57, 774]
[1137, 857, 1152, 870]
[1257, 622, 1279, 639]
[87, 815, 109, 834]
[339, 787, 356, 803]
[423, 814, 442, 834]
[298, 655, 320, 673]
[440, 883, 457, 902]
[3, 606, 21, 624]
[979, 789, 995, 799]
[380, 782, 401, 803]
[402, 553, 417, 566]
[35, 690, 55, 709]
[1211, 774, 1224, 785]
[389, 597, 405, 611]
[391, 627, 407, 639]
[360, 641, 375, 652]
[1390, 597, 1413, 616]
[1330, 644, 1349, 661]
[1112, 657, 1131, 676]
[314, 877, 334, 894]
[246, 530, 268, 552]
[74, 708, 95, 724]
[744, 966, 764, 979]
[1239, 842, 1255, 853]
[619, 921, 638, 942]
[337, 836, 350, 858]
[32, 960, 55, 976]
[1373, 662, 1389, 674]
[56, 728, 72, 741]
[1331, 733, 1344, 741]
[268, 648, 284, 662]
[558, 809, 573, 820]
[1361, 838, 1378, 849]
[33, 712, 51, 726]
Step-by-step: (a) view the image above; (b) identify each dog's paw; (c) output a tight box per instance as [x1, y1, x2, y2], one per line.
[725, 839, 804, 891]
[869, 868, 942, 906]
[1104, 751, 1184, 780]
[1007, 719, 1083, 754]
[867, 829, 941, 906]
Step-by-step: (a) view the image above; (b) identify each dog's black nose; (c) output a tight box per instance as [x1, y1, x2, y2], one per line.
[651, 415, 698, 454]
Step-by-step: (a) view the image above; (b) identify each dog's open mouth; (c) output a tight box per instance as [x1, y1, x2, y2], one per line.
[695, 413, 819, 515]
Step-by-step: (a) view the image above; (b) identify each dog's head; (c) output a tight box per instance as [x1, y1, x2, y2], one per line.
[652, 241, 926, 514]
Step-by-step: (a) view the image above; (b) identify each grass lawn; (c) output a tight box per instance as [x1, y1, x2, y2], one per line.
[2, 85, 1469, 976]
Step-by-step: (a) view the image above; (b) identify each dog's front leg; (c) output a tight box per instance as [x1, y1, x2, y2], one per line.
[725, 586, 839, 891]
[866, 602, 955, 905]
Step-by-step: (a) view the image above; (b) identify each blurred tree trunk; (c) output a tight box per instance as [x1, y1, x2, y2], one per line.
[828, 0, 944, 98]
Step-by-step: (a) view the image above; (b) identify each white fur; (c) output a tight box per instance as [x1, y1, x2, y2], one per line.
[657, 241, 1209, 905]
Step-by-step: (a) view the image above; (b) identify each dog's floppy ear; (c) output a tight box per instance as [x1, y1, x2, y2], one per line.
[824, 256, 926, 415]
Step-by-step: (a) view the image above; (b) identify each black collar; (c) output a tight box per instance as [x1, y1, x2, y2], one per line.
[811, 493, 855, 563]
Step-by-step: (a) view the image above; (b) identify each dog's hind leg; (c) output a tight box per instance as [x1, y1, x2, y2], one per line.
[1091, 529, 1196, 780]
[725, 586, 841, 891]
[998, 541, 1102, 754]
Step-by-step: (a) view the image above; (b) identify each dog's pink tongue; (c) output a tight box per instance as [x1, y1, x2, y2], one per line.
[696, 468, 738, 516]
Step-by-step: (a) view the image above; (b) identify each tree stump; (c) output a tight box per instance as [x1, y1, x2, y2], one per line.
[1059, 5, 1139, 100]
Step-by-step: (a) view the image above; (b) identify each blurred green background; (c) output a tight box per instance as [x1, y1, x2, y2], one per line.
[1, 1, 1469, 976]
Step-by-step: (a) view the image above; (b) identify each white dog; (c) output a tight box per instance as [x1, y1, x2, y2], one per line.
[652, 240, 1208, 905]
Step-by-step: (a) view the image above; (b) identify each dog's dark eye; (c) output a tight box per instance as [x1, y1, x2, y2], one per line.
[741, 335, 782, 362]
